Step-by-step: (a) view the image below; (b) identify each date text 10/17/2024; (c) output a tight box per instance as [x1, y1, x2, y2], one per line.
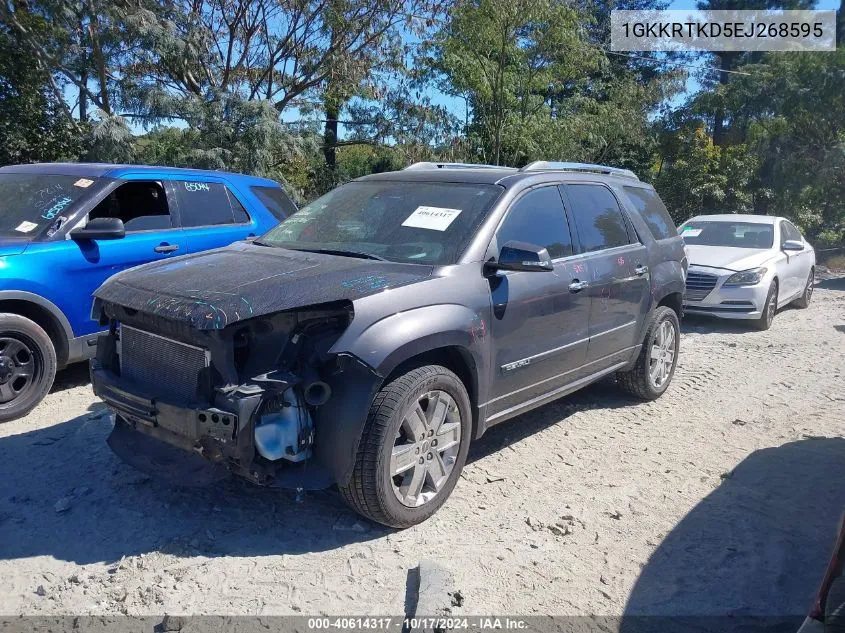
[307, 617, 529, 630]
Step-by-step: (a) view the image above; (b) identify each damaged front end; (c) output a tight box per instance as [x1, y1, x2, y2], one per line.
[91, 299, 381, 490]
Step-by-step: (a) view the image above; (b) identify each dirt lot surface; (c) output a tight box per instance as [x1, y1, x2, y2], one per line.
[1, 273, 844, 620]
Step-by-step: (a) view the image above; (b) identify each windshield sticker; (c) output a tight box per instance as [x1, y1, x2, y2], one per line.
[15, 221, 39, 233]
[402, 206, 462, 231]
[41, 196, 73, 220]
[682, 228, 702, 237]
[184, 182, 210, 192]
[73, 178, 94, 188]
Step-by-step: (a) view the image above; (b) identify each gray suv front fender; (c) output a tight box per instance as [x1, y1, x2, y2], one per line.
[318, 303, 489, 485]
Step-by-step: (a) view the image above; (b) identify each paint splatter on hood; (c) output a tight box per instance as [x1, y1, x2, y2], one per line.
[93, 241, 433, 330]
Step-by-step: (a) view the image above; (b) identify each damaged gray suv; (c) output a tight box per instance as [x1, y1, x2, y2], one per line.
[91, 161, 686, 527]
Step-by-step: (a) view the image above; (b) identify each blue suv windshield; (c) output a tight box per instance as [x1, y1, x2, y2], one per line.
[259, 181, 503, 265]
[0, 173, 99, 239]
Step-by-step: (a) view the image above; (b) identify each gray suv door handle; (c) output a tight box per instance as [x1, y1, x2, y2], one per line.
[635, 265, 648, 276]
[569, 280, 588, 293]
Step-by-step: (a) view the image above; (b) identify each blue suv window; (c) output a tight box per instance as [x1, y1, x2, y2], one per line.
[88, 181, 172, 231]
[250, 185, 296, 220]
[175, 181, 238, 227]
[231, 194, 250, 223]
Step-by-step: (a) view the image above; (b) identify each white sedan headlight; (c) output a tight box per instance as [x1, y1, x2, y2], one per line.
[723, 267, 768, 287]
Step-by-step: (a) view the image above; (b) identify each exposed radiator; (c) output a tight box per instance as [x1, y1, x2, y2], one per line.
[119, 325, 209, 403]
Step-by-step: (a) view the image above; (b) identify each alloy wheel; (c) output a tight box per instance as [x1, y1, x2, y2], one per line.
[648, 320, 676, 389]
[766, 290, 776, 326]
[390, 390, 462, 508]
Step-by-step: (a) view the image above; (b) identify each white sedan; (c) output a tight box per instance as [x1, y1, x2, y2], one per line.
[679, 214, 815, 330]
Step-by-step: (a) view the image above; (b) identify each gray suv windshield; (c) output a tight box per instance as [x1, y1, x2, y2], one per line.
[259, 181, 503, 265]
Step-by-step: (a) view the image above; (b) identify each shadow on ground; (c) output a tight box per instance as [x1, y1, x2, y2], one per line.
[49, 362, 93, 394]
[0, 410, 388, 563]
[467, 379, 636, 465]
[620, 437, 845, 633]
[817, 277, 845, 292]
[0, 379, 636, 565]
[681, 314, 754, 335]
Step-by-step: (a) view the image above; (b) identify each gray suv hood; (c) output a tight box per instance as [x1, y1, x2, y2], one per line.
[94, 241, 433, 330]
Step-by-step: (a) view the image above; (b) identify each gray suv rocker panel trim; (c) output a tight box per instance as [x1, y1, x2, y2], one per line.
[485, 357, 633, 426]
[485, 344, 640, 408]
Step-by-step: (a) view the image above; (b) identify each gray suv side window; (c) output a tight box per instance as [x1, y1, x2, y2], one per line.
[496, 186, 573, 259]
[622, 186, 677, 240]
[565, 184, 631, 253]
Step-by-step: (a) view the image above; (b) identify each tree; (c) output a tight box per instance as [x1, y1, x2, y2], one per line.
[718, 49, 845, 240]
[119, 0, 449, 167]
[426, 0, 598, 165]
[0, 0, 139, 122]
[694, 0, 817, 146]
[0, 5, 83, 164]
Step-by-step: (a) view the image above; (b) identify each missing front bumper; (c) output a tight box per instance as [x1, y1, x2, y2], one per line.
[93, 365, 334, 490]
[107, 416, 230, 487]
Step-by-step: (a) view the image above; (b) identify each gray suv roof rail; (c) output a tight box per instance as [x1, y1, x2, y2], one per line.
[521, 161, 639, 180]
[403, 162, 512, 171]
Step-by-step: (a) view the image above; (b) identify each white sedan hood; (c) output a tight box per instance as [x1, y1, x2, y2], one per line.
[685, 245, 774, 273]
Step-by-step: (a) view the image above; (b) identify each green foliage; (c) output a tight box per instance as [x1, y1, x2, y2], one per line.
[661, 48, 845, 241]
[0, 10, 84, 165]
[0, 0, 841, 246]
[653, 125, 758, 223]
[424, 0, 679, 174]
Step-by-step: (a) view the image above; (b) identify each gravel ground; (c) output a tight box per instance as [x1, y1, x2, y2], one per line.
[1, 273, 844, 620]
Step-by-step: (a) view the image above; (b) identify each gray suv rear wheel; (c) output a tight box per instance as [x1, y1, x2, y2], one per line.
[616, 306, 680, 400]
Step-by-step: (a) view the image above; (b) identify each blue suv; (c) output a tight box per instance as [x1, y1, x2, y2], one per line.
[0, 163, 296, 421]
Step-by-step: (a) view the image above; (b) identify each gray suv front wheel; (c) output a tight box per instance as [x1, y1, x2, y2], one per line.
[339, 365, 471, 527]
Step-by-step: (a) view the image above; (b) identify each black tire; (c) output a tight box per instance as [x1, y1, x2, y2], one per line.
[339, 365, 471, 528]
[754, 280, 778, 331]
[617, 306, 680, 401]
[793, 268, 814, 309]
[824, 575, 845, 633]
[0, 313, 57, 422]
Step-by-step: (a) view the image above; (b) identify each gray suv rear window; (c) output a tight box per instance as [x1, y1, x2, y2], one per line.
[623, 186, 677, 240]
[566, 184, 631, 253]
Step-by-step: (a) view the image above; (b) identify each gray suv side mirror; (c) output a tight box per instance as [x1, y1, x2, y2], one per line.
[782, 240, 804, 252]
[488, 240, 554, 273]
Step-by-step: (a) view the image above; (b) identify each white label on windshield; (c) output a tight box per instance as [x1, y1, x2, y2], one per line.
[402, 206, 462, 231]
[682, 228, 702, 237]
[15, 221, 38, 233]
[73, 178, 94, 188]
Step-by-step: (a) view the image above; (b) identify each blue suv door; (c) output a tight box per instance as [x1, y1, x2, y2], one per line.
[44, 178, 186, 338]
[169, 177, 260, 253]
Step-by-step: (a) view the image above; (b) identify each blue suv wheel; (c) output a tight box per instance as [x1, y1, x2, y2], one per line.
[0, 314, 57, 422]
